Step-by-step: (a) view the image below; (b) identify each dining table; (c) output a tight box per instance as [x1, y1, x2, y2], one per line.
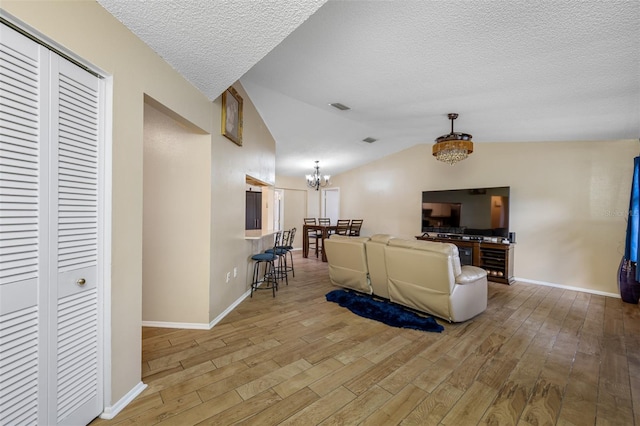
[302, 224, 337, 262]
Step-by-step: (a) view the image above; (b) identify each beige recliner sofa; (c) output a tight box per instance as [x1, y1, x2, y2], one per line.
[324, 234, 488, 322]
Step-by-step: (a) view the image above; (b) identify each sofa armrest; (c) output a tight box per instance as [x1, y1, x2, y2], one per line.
[455, 265, 487, 284]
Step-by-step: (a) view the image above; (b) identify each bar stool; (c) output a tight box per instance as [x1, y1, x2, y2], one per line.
[264, 230, 290, 287]
[250, 232, 281, 297]
[282, 227, 296, 277]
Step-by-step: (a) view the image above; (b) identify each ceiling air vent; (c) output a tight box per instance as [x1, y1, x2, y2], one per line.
[362, 137, 377, 143]
[330, 102, 351, 111]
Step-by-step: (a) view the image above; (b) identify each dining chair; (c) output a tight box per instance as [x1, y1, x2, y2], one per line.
[304, 218, 320, 257]
[316, 218, 332, 257]
[349, 219, 363, 236]
[335, 219, 351, 235]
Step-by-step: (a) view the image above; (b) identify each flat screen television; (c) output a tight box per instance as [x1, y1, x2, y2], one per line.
[421, 187, 510, 237]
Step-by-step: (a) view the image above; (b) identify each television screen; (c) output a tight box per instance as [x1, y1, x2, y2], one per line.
[421, 187, 510, 237]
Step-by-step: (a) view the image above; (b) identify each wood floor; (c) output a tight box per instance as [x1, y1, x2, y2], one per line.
[91, 252, 640, 425]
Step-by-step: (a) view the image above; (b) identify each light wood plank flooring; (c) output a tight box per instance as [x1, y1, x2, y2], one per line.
[91, 252, 640, 425]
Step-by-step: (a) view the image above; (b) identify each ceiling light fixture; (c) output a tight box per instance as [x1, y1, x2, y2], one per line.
[306, 160, 330, 191]
[432, 113, 474, 165]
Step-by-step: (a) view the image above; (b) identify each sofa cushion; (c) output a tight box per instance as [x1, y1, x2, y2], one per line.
[387, 238, 420, 249]
[388, 238, 452, 254]
[369, 233, 393, 244]
[330, 235, 371, 243]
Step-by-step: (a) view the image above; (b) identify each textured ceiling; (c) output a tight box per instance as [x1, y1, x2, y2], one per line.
[97, 0, 326, 100]
[97, 1, 639, 177]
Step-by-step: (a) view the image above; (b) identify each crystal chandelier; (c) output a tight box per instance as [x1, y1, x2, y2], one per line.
[306, 160, 330, 191]
[432, 113, 474, 165]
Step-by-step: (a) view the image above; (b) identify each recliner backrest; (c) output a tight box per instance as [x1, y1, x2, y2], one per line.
[323, 235, 372, 294]
[386, 238, 457, 295]
[383, 238, 459, 319]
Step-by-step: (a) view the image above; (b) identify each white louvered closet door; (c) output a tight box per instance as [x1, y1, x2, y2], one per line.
[49, 51, 102, 426]
[0, 23, 103, 426]
[0, 23, 47, 426]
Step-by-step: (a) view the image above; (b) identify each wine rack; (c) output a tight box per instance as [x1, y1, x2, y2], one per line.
[480, 246, 508, 282]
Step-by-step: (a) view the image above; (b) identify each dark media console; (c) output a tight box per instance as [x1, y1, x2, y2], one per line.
[436, 233, 484, 241]
[416, 233, 515, 285]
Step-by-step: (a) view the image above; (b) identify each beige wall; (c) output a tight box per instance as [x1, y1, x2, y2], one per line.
[4, 0, 210, 404]
[209, 82, 277, 321]
[330, 139, 637, 295]
[143, 103, 211, 324]
[2, 0, 276, 408]
[277, 174, 319, 217]
[282, 189, 307, 250]
[276, 175, 321, 250]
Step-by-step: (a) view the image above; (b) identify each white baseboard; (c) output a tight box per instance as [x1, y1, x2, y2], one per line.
[141, 289, 252, 330]
[515, 277, 620, 299]
[100, 381, 147, 419]
[141, 320, 211, 329]
[208, 289, 252, 328]
[106, 292, 253, 418]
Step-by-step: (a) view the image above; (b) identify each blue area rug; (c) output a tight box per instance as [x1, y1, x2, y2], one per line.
[326, 289, 444, 333]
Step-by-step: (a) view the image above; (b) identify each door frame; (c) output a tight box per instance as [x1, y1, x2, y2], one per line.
[274, 188, 284, 231]
[321, 187, 340, 224]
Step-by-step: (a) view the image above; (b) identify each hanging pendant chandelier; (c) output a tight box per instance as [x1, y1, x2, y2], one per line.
[432, 113, 474, 165]
[306, 160, 330, 191]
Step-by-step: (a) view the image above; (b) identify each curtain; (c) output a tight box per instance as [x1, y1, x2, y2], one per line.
[624, 157, 640, 279]
[620, 156, 640, 303]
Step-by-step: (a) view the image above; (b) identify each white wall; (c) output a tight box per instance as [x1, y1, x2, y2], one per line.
[331, 139, 637, 295]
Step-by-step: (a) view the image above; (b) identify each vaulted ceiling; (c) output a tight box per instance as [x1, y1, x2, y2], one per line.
[98, 0, 639, 177]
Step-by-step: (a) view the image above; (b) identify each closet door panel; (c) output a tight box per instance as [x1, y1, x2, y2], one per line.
[0, 24, 46, 426]
[50, 56, 101, 425]
[0, 25, 41, 288]
[1, 22, 103, 426]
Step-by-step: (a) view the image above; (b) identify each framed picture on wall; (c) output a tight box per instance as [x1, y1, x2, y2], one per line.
[222, 86, 243, 146]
